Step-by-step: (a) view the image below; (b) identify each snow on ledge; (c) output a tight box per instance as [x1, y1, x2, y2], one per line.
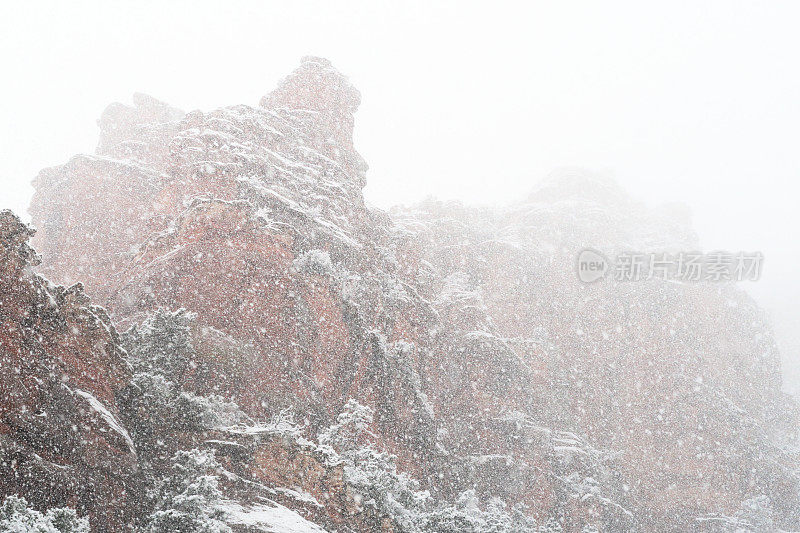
[221, 500, 327, 533]
[73, 388, 136, 453]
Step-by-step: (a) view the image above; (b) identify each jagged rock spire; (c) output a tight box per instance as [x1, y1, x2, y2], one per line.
[261, 56, 362, 157]
[261, 56, 361, 113]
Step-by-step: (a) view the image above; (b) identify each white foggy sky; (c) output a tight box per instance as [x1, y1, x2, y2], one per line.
[1, 1, 799, 387]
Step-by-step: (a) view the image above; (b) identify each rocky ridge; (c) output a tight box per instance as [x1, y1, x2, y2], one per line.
[2, 57, 797, 531]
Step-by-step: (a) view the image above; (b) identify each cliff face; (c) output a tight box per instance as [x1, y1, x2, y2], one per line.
[391, 179, 797, 525]
[19, 57, 800, 531]
[0, 210, 137, 531]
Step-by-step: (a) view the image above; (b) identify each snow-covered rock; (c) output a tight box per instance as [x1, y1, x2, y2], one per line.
[18, 58, 800, 532]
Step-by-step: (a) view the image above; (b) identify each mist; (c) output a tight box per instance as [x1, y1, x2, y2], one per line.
[1, 2, 800, 531]
[2, 2, 798, 391]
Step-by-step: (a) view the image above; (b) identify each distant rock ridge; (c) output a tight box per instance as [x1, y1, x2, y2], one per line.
[97, 92, 185, 167]
[17, 57, 800, 532]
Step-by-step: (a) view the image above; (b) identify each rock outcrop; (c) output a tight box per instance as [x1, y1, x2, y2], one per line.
[18, 58, 800, 532]
[391, 178, 799, 528]
[0, 210, 137, 531]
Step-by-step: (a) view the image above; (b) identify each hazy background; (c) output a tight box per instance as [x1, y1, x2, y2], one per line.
[1, 1, 798, 393]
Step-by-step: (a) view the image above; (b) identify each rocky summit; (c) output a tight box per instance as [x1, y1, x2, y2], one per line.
[1, 57, 797, 532]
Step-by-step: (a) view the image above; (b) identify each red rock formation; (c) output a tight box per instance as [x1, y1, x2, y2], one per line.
[392, 178, 800, 528]
[261, 56, 365, 180]
[0, 210, 137, 531]
[25, 59, 800, 532]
